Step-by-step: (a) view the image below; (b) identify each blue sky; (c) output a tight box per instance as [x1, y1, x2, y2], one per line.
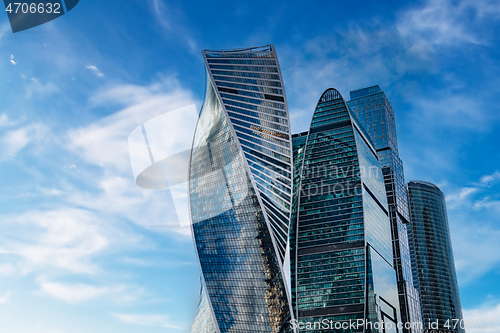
[1, 0, 499, 332]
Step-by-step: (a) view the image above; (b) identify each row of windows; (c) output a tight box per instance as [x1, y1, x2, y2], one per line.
[232, 123, 289, 150]
[245, 153, 291, 180]
[298, 224, 364, 239]
[298, 259, 365, 274]
[213, 75, 282, 88]
[215, 80, 283, 95]
[207, 58, 277, 66]
[221, 92, 285, 110]
[298, 234, 365, 249]
[298, 272, 366, 287]
[210, 64, 279, 73]
[205, 51, 274, 59]
[235, 130, 290, 156]
[247, 160, 291, 187]
[224, 101, 289, 125]
[297, 295, 364, 310]
[298, 291, 365, 305]
[211, 70, 280, 81]
[297, 218, 364, 234]
[296, 279, 365, 295]
[238, 137, 290, 164]
[298, 211, 363, 224]
[261, 192, 290, 223]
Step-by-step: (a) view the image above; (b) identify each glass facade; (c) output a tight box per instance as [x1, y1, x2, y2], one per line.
[407, 181, 464, 333]
[191, 282, 218, 333]
[189, 45, 293, 333]
[291, 88, 401, 332]
[348, 86, 423, 333]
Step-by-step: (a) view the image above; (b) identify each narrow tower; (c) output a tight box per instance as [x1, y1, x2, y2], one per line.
[348, 86, 423, 332]
[407, 181, 464, 333]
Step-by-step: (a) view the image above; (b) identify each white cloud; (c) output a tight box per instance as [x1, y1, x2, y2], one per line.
[10, 55, 16, 65]
[412, 93, 489, 130]
[0, 113, 16, 127]
[452, 225, 500, 283]
[113, 313, 184, 329]
[62, 78, 199, 237]
[0, 123, 47, 159]
[149, 0, 199, 54]
[478, 171, 500, 187]
[397, 0, 500, 58]
[0, 263, 15, 276]
[281, 0, 500, 134]
[0, 291, 11, 304]
[463, 302, 500, 333]
[26, 78, 58, 98]
[86, 65, 104, 77]
[0, 78, 197, 283]
[397, 0, 480, 51]
[37, 278, 137, 304]
[443, 171, 500, 283]
[69, 78, 199, 174]
[446, 171, 500, 208]
[36, 186, 63, 196]
[1, 209, 115, 275]
[120, 257, 193, 267]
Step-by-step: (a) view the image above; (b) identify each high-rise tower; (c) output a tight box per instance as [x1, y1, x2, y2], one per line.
[407, 181, 464, 333]
[189, 45, 294, 333]
[348, 86, 423, 332]
[291, 88, 402, 332]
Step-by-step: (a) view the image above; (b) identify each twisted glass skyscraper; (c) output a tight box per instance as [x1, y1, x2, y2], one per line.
[347, 86, 423, 333]
[290, 88, 402, 332]
[189, 45, 294, 333]
[407, 181, 464, 333]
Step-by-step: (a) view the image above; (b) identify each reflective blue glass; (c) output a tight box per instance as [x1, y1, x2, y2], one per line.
[407, 181, 464, 333]
[348, 86, 423, 333]
[291, 88, 402, 333]
[190, 45, 294, 333]
[191, 283, 218, 333]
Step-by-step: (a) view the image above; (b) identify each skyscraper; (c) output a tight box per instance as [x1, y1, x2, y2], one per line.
[189, 45, 294, 333]
[290, 88, 402, 332]
[347, 86, 423, 332]
[407, 181, 464, 333]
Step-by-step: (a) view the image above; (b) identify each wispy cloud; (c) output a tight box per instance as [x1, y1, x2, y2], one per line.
[10, 55, 16, 65]
[120, 257, 193, 267]
[37, 278, 142, 304]
[112, 313, 185, 329]
[0, 113, 17, 127]
[62, 78, 199, 237]
[0, 123, 47, 160]
[397, 0, 500, 57]
[281, 0, 500, 133]
[26, 78, 58, 99]
[86, 65, 104, 77]
[69, 77, 198, 174]
[443, 171, 500, 283]
[463, 301, 500, 333]
[447, 171, 500, 209]
[397, 0, 480, 52]
[149, 0, 199, 54]
[1, 209, 113, 275]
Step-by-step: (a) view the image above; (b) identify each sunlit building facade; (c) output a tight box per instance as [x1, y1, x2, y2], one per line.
[407, 181, 464, 333]
[189, 45, 294, 333]
[347, 86, 423, 333]
[290, 88, 402, 332]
